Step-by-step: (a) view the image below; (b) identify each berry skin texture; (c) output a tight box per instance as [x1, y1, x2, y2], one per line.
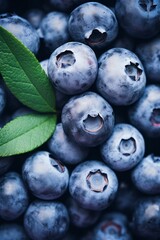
[66, 196, 101, 228]
[24, 200, 70, 240]
[40, 59, 70, 109]
[0, 157, 13, 175]
[22, 151, 69, 200]
[68, 2, 118, 49]
[38, 11, 70, 52]
[135, 35, 160, 83]
[47, 123, 89, 165]
[115, 0, 160, 39]
[96, 48, 146, 106]
[93, 212, 132, 240]
[131, 196, 160, 240]
[69, 160, 118, 211]
[61, 91, 115, 147]
[24, 8, 44, 29]
[113, 181, 141, 216]
[0, 223, 29, 240]
[0, 13, 40, 54]
[100, 123, 145, 172]
[48, 42, 98, 95]
[128, 84, 160, 138]
[131, 154, 160, 194]
[0, 172, 29, 221]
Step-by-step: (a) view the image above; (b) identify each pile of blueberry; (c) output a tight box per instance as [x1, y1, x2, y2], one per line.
[1, 0, 160, 239]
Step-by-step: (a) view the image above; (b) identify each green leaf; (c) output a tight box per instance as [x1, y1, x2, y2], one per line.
[0, 25, 55, 113]
[0, 113, 57, 157]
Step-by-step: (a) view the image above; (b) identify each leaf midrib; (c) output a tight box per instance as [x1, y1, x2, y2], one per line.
[0, 31, 53, 110]
[0, 115, 52, 146]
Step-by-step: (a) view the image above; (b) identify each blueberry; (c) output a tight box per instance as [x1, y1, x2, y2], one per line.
[0, 13, 40, 54]
[94, 212, 132, 240]
[24, 200, 70, 240]
[24, 8, 45, 29]
[40, 59, 49, 75]
[113, 181, 142, 216]
[128, 84, 160, 138]
[11, 106, 35, 119]
[100, 123, 145, 171]
[135, 35, 160, 83]
[0, 84, 6, 115]
[66, 196, 101, 228]
[96, 48, 146, 106]
[0, 223, 29, 240]
[0, 172, 29, 221]
[0, 157, 13, 175]
[47, 123, 89, 165]
[69, 160, 118, 210]
[68, 2, 118, 49]
[115, 0, 160, 39]
[22, 151, 69, 200]
[48, 42, 98, 95]
[40, 59, 70, 109]
[131, 196, 160, 239]
[61, 91, 115, 147]
[38, 11, 70, 52]
[131, 154, 160, 194]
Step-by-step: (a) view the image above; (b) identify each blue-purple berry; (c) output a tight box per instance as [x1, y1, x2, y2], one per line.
[61, 91, 115, 147]
[48, 42, 98, 95]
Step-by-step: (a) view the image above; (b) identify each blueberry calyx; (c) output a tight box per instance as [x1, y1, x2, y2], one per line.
[138, 0, 157, 12]
[49, 154, 65, 173]
[119, 137, 136, 156]
[151, 154, 160, 163]
[83, 113, 104, 133]
[125, 62, 143, 81]
[85, 27, 107, 46]
[100, 221, 122, 235]
[86, 169, 108, 192]
[56, 50, 76, 68]
[150, 108, 160, 126]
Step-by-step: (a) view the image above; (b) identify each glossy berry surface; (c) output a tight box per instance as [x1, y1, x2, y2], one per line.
[61, 91, 115, 147]
[100, 123, 145, 171]
[0, 172, 29, 221]
[115, 0, 160, 39]
[47, 123, 89, 165]
[0, 13, 40, 54]
[96, 48, 146, 106]
[22, 151, 69, 200]
[68, 2, 118, 49]
[136, 35, 160, 83]
[69, 160, 118, 210]
[1, 0, 160, 239]
[93, 212, 132, 240]
[48, 42, 98, 95]
[132, 154, 160, 194]
[128, 84, 160, 137]
[131, 196, 160, 239]
[24, 200, 70, 240]
[38, 11, 70, 52]
[66, 196, 101, 228]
